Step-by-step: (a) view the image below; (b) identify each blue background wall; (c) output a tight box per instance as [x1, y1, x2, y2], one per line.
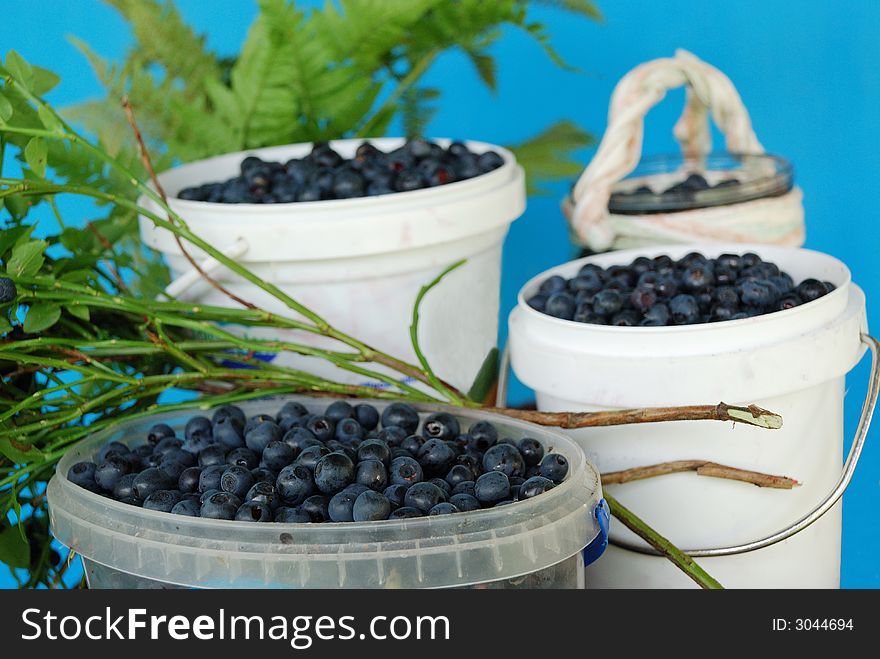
[1, 0, 877, 587]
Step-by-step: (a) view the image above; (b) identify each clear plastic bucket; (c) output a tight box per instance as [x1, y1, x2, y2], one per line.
[48, 397, 604, 589]
[138, 138, 526, 393]
[508, 244, 873, 588]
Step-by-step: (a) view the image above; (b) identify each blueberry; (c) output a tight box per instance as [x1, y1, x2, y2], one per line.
[356, 439, 391, 466]
[328, 490, 359, 522]
[159, 458, 187, 481]
[539, 275, 566, 296]
[416, 438, 456, 475]
[178, 466, 202, 494]
[245, 421, 282, 453]
[381, 403, 420, 434]
[185, 416, 213, 442]
[389, 456, 424, 486]
[281, 428, 322, 457]
[147, 423, 175, 445]
[261, 440, 295, 471]
[132, 467, 174, 499]
[477, 150, 504, 172]
[545, 292, 576, 320]
[143, 490, 182, 513]
[331, 169, 365, 198]
[520, 476, 556, 499]
[112, 473, 138, 500]
[351, 491, 392, 521]
[394, 170, 425, 192]
[94, 457, 131, 491]
[200, 492, 241, 520]
[389, 507, 423, 519]
[198, 444, 227, 468]
[305, 415, 335, 442]
[325, 440, 357, 462]
[276, 464, 315, 505]
[428, 502, 460, 516]
[444, 464, 475, 488]
[448, 493, 480, 512]
[170, 498, 201, 517]
[181, 435, 212, 456]
[220, 465, 255, 499]
[592, 290, 623, 317]
[351, 458, 385, 491]
[796, 278, 830, 303]
[609, 310, 639, 326]
[526, 294, 548, 312]
[404, 482, 446, 513]
[353, 404, 380, 431]
[276, 401, 309, 423]
[67, 461, 100, 492]
[275, 506, 312, 523]
[474, 471, 510, 504]
[235, 501, 273, 522]
[481, 444, 525, 478]
[376, 426, 407, 447]
[681, 264, 715, 292]
[514, 438, 544, 468]
[0, 276, 17, 305]
[739, 279, 779, 307]
[301, 494, 330, 522]
[422, 412, 460, 442]
[226, 447, 259, 470]
[682, 173, 709, 191]
[399, 434, 423, 456]
[467, 421, 498, 452]
[539, 454, 569, 483]
[778, 294, 801, 311]
[97, 441, 129, 464]
[246, 481, 280, 508]
[335, 418, 365, 443]
[294, 445, 330, 471]
[310, 143, 343, 168]
[451, 480, 476, 497]
[213, 417, 245, 449]
[325, 400, 354, 422]
[568, 271, 604, 294]
[669, 294, 700, 325]
[212, 404, 246, 427]
[313, 452, 355, 494]
[244, 413, 276, 434]
[383, 483, 410, 508]
[154, 436, 184, 458]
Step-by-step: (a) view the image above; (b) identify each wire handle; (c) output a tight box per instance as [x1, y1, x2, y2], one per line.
[160, 237, 249, 300]
[566, 49, 763, 250]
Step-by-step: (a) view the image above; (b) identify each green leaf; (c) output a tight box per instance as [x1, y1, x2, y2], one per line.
[31, 65, 62, 95]
[0, 316, 13, 334]
[507, 120, 593, 195]
[6, 240, 47, 278]
[467, 347, 500, 404]
[23, 303, 61, 333]
[37, 105, 64, 133]
[0, 525, 29, 569]
[0, 93, 12, 122]
[0, 224, 35, 258]
[24, 137, 48, 177]
[4, 49, 34, 87]
[65, 304, 90, 321]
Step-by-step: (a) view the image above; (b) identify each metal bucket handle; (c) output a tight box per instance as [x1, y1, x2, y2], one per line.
[496, 333, 878, 557]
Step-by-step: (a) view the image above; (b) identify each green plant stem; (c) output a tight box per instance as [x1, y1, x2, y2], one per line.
[604, 492, 723, 590]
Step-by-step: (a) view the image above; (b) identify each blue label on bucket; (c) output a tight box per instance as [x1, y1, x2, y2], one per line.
[583, 499, 610, 567]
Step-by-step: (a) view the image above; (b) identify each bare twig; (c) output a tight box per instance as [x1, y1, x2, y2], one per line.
[121, 96, 257, 310]
[484, 402, 783, 431]
[602, 460, 800, 489]
[604, 493, 723, 590]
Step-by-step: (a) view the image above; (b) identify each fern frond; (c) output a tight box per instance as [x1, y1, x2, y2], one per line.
[508, 120, 593, 195]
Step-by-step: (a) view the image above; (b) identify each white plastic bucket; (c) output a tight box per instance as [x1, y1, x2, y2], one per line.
[139, 138, 526, 392]
[48, 397, 606, 589]
[508, 243, 874, 588]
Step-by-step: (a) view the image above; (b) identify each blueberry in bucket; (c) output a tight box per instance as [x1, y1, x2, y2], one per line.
[528, 252, 835, 327]
[67, 400, 570, 523]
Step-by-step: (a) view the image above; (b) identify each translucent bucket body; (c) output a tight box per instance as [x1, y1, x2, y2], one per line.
[509, 244, 870, 588]
[48, 398, 603, 589]
[138, 138, 526, 393]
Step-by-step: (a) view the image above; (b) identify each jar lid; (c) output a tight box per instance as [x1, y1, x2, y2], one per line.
[607, 152, 794, 215]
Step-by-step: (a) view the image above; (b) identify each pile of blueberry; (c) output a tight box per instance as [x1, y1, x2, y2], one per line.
[615, 172, 740, 201]
[176, 140, 505, 204]
[66, 401, 568, 523]
[527, 251, 836, 326]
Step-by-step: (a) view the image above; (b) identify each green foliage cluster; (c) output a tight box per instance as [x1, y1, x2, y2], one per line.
[69, 0, 597, 188]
